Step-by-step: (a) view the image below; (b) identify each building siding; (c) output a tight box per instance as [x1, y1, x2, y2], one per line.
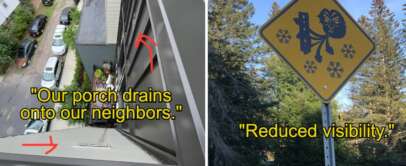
[115, 0, 205, 165]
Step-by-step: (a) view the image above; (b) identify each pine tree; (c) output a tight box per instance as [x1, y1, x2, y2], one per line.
[347, 0, 406, 164]
[209, 0, 257, 72]
[350, 0, 405, 126]
[208, 0, 271, 165]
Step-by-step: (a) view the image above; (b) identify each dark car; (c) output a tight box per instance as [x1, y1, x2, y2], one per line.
[60, 7, 72, 25]
[42, 0, 53, 6]
[15, 38, 38, 68]
[29, 15, 47, 37]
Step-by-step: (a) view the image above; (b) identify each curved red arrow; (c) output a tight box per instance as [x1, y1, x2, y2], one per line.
[22, 135, 58, 155]
[134, 32, 158, 73]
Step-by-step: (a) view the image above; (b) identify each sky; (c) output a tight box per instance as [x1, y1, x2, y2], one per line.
[249, 0, 405, 111]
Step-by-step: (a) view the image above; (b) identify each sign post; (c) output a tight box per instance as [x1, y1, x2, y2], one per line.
[259, 0, 375, 165]
[321, 103, 335, 166]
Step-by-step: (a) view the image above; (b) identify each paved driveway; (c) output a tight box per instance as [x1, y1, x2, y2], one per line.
[0, 0, 74, 137]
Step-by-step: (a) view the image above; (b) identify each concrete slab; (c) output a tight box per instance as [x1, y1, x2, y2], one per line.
[0, 127, 161, 164]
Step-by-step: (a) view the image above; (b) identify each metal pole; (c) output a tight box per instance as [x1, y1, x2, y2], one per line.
[322, 103, 336, 166]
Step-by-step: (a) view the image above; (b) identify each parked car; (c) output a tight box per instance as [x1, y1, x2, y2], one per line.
[24, 119, 48, 135]
[51, 32, 66, 55]
[51, 25, 67, 55]
[15, 38, 38, 68]
[60, 7, 72, 25]
[41, 57, 63, 89]
[41, 0, 53, 6]
[54, 24, 66, 34]
[29, 15, 48, 37]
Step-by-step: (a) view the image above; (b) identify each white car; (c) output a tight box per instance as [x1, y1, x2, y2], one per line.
[41, 57, 63, 89]
[51, 25, 66, 56]
[24, 119, 48, 135]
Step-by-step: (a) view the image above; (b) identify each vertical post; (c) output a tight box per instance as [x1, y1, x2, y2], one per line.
[322, 103, 336, 166]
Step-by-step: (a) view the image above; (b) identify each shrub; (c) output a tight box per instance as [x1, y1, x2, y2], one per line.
[94, 68, 106, 81]
[64, 8, 80, 48]
[0, 0, 34, 74]
[0, 30, 17, 74]
[20, 0, 35, 12]
[9, 4, 34, 39]
[81, 71, 91, 91]
[0, 52, 12, 74]
[63, 25, 78, 48]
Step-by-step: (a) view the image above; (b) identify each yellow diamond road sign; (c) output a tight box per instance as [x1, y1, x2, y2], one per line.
[260, 0, 375, 102]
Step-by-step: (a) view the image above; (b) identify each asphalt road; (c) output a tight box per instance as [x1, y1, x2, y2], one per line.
[0, 0, 74, 138]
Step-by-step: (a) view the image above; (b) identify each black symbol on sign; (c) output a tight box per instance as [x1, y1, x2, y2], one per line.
[276, 29, 291, 44]
[304, 60, 317, 73]
[341, 44, 355, 59]
[295, 9, 346, 63]
[327, 61, 343, 78]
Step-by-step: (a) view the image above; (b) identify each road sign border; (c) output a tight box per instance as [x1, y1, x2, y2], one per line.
[259, 0, 375, 103]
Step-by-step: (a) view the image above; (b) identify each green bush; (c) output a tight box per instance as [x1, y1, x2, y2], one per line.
[20, 0, 35, 11]
[81, 71, 91, 91]
[0, 30, 17, 56]
[70, 8, 81, 25]
[64, 8, 80, 48]
[64, 25, 78, 48]
[0, 1, 34, 74]
[0, 49, 13, 74]
[9, 4, 34, 39]
[94, 68, 106, 81]
[0, 30, 17, 74]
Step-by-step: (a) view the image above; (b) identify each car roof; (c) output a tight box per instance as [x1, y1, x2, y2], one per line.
[56, 24, 66, 29]
[55, 25, 66, 33]
[45, 57, 58, 69]
[30, 15, 45, 28]
[62, 7, 71, 14]
[53, 32, 63, 40]
[54, 29, 64, 34]
[19, 38, 33, 47]
[34, 15, 46, 21]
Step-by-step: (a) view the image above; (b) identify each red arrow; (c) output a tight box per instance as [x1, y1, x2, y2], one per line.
[22, 135, 58, 155]
[134, 32, 158, 73]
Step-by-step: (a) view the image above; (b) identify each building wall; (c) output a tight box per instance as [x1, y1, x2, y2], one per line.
[115, 0, 205, 165]
[0, 0, 19, 25]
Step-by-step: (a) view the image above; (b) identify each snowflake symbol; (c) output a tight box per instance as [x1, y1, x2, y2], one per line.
[341, 44, 355, 59]
[276, 29, 291, 44]
[304, 60, 317, 73]
[327, 61, 344, 78]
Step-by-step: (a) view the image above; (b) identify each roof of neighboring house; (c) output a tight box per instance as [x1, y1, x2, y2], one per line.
[0, 0, 20, 25]
[76, 0, 121, 45]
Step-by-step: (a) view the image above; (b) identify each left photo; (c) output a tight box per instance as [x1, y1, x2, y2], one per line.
[0, 0, 205, 165]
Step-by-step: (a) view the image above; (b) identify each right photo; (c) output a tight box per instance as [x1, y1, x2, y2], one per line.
[208, 0, 406, 165]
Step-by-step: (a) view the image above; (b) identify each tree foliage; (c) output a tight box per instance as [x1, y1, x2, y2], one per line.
[9, 4, 34, 39]
[344, 0, 406, 164]
[0, 0, 34, 73]
[349, 0, 405, 130]
[208, 0, 271, 165]
[0, 28, 17, 73]
[209, 0, 257, 71]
